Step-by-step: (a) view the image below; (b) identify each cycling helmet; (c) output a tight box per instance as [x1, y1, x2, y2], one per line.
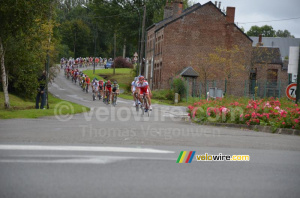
[134, 77, 138, 81]
[114, 81, 117, 84]
[139, 76, 144, 81]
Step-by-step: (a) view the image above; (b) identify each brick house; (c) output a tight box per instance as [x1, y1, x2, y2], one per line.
[250, 35, 289, 97]
[145, 1, 253, 96]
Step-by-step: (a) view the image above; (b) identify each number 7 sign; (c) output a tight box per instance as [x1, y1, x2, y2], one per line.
[286, 83, 297, 101]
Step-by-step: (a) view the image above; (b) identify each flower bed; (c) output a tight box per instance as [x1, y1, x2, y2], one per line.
[187, 97, 300, 131]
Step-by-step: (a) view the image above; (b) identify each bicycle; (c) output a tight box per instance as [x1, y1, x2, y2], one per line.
[134, 92, 139, 112]
[82, 82, 86, 92]
[86, 83, 89, 93]
[104, 90, 111, 105]
[141, 93, 150, 117]
[112, 92, 118, 106]
[98, 91, 102, 100]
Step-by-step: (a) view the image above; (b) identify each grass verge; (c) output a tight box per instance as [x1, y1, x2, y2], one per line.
[0, 92, 90, 119]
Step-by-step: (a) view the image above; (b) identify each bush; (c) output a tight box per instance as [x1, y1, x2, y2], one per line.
[171, 77, 187, 101]
[152, 89, 175, 101]
[113, 57, 133, 68]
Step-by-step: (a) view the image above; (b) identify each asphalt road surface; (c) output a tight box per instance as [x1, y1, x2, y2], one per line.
[0, 66, 300, 198]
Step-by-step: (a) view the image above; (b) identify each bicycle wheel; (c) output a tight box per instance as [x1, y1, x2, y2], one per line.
[146, 99, 150, 117]
[92, 93, 95, 101]
[136, 99, 139, 112]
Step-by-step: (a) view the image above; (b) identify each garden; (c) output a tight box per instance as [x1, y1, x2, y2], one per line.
[187, 96, 300, 131]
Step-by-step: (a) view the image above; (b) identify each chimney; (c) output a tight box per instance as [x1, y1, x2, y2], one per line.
[173, 1, 183, 15]
[178, 2, 183, 14]
[215, 1, 217, 6]
[163, 1, 173, 19]
[164, 0, 183, 18]
[218, 2, 221, 9]
[226, 7, 235, 23]
[256, 34, 264, 46]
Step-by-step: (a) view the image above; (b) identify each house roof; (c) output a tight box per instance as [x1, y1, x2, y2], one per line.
[252, 47, 283, 65]
[147, 1, 252, 42]
[250, 37, 300, 58]
[180, 66, 199, 77]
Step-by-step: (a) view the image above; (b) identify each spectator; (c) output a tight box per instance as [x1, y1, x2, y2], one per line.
[36, 71, 46, 109]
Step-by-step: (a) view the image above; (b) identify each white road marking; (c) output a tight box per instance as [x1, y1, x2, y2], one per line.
[0, 155, 176, 164]
[0, 145, 174, 154]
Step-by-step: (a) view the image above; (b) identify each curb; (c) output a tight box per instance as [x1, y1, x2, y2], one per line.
[183, 118, 300, 135]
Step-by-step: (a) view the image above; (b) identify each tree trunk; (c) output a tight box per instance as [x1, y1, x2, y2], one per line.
[113, 32, 116, 75]
[0, 37, 10, 109]
[123, 38, 126, 58]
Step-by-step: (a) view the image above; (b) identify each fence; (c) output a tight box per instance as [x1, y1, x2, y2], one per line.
[188, 79, 290, 100]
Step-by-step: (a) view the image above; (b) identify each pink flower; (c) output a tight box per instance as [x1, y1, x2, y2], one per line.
[294, 119, 299, 123]
[282, 122, 286, 125]
[274, 106, 281, 110]
[251, 112, 257, 118]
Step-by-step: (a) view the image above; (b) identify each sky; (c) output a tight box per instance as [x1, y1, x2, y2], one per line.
[192, 0, 300, 38]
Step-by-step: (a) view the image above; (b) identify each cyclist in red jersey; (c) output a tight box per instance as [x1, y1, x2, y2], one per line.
[137, 76, 152, 110]
[104, 80, 112, 104]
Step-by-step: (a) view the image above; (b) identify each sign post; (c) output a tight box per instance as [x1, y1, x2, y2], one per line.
[286, 83, 297, 101]
[287, 46, 300, 103]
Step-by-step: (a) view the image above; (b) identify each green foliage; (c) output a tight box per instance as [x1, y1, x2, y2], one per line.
[0, 0, 58, 99]
[276, 29, 295, 38]
[171, 77, 187, 101]
[247, 25, 276, 37]
[152, 89, 174, 101]
[247, 25, 294, 38]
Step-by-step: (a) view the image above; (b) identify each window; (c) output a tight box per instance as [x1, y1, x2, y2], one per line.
[267, 69, 278, 82]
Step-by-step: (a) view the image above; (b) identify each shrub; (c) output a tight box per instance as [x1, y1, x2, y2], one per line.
[171, 77, 186, 101]
[113, 57, 133, 68]
[152, 89, 175, 101]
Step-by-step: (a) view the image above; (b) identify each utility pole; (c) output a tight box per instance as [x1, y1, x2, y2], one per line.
[113, 32, 116, 75]
[45, 2, 53, 109]
[139, 5, 146, 76]
[296, 44, 300, 103]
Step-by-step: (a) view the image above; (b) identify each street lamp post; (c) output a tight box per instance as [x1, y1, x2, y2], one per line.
[134, 6, 141, 76]
[82, 4, 97, 74]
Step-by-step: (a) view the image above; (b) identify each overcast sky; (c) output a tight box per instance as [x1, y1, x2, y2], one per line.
[192, 0, 300, 38]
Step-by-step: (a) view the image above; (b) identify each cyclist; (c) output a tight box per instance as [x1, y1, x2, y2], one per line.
[85, 75, 90, 93]
[104, 80, 112, 104]
[137, 76, 152, 111]
[92, 78, 99, 99]
[112, 81, 119, 104]
[98, 80, 104, 99]
[81, 74, 86, 90]
[131, 77, 139, 106]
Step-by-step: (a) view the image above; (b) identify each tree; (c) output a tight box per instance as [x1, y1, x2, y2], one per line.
[0, 0, 55, 108]
[276, 29, 295, 38]
[246, 25, 276, 37]
[208, 45, 250, 94]
[196, 54, 216, 97]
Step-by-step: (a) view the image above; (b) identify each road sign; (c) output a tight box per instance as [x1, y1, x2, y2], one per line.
[286, 83, 297, 101]
[288, 47, 299, 75]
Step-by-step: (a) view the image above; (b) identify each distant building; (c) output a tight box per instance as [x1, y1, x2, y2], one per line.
[250, 35, 289, 97]
[250, 37, 300, 59]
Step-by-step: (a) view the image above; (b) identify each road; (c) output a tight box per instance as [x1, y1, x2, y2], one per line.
[0, 66, 300, 198]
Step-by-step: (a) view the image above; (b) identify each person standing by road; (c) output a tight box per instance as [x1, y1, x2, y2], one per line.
[36, 71, 46, 109]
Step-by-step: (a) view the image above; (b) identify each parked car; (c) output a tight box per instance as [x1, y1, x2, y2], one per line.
[105, 61, 113, 69]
